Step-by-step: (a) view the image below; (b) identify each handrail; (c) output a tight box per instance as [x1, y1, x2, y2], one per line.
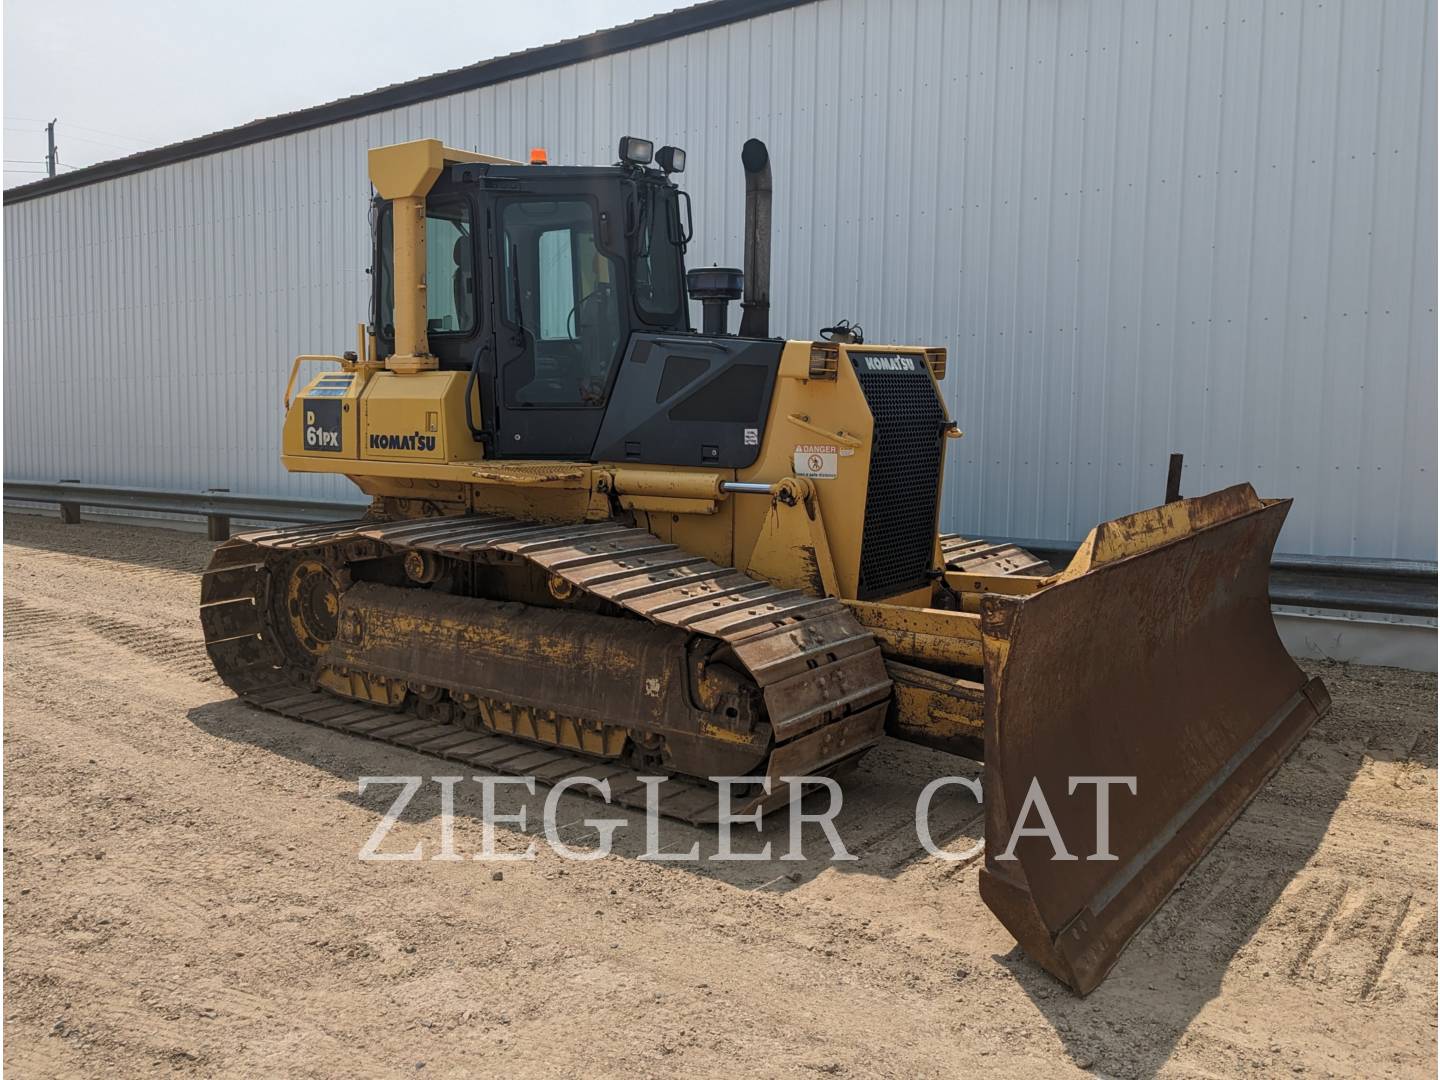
[284, 355, 348, 409]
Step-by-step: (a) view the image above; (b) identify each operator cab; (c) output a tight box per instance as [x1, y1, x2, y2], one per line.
[370, 138, 698, 457]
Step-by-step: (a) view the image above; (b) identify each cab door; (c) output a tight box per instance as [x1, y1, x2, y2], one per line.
[486, 194, 626, 458]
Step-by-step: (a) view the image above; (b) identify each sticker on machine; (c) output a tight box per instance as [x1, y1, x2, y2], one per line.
[793, 444, 839, 480]
[303, 398, 343, 453]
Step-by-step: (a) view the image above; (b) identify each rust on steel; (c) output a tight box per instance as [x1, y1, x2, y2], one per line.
[200, 514, 890, 825]
[976, 484, 1331, 994]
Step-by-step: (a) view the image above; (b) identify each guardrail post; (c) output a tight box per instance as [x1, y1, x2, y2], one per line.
[60, 501, 81, 524]
[207, 514, 231, 541]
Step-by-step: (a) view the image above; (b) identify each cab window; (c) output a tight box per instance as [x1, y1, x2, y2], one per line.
[630, 185, 685, 323]
[374, 196, 477, 340]
[500, 199, 623, 407]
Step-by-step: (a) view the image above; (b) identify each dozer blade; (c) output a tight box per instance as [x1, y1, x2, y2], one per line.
[977, 484, 1331, 994]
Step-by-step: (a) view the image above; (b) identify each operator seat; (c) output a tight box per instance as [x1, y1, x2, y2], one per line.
[453, 235, 473, 324]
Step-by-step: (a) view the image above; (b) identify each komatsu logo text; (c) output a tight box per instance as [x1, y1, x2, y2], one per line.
[860, 355, 918, 372]
[370, 432, 438, 452]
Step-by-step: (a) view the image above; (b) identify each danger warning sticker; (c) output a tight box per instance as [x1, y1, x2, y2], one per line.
[793, 444, 839, 480]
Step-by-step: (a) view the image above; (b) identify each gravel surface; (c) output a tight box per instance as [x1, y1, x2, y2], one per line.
[3, 512, 1435, 1078]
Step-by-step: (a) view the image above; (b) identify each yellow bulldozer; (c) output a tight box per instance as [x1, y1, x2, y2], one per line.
[201, 135, 1330, 994]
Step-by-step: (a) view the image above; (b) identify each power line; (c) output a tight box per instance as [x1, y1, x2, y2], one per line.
[6, 116, 150, 146]
[61, 121, 152, 146]
[60, 132, 142, 154]
[5, 115, 158, 186]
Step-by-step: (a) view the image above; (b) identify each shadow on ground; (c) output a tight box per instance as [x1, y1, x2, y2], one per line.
[4, 511, 216, 572]
[185, 695, 985, 890]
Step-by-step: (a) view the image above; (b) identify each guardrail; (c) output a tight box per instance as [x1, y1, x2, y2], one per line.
[5, 480, 1435, 617]
[3, 481, 368, 541]
[982, 537, 1437, 618]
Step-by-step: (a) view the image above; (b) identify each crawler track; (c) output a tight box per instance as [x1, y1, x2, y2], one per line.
[939, 535, 1055, 576]
[200, 515, 891, 823]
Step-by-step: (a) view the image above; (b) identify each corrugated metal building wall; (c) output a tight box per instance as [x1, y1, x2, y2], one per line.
[4, 0, 1435, 558]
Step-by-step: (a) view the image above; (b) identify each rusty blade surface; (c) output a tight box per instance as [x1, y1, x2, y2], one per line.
[977, 485, 1331, 994]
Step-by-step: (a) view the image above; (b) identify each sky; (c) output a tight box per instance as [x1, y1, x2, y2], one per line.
[3, 0, 681, 188]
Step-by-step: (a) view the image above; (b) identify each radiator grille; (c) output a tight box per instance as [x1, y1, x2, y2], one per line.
[850, 353, 946, 600]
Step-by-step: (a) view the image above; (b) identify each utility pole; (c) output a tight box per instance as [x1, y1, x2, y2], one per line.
[45, 119, 57, 178]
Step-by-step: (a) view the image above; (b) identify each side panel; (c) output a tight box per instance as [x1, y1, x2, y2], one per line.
[736, 342, 948, 603]
[360, 370, 476, 463]
[592, 334, 783, 468]
[283, 370, 365, 461]
[736, 341, 875, 599]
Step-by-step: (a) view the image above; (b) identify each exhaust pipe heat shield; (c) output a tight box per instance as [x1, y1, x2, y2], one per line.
[978, 484, 1331, 994]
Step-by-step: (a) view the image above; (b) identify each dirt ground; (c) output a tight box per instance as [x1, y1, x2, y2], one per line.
[2, 512, 1435, 1079]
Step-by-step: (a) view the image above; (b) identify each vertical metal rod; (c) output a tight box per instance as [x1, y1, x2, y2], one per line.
[1165, 453, 1184, 504]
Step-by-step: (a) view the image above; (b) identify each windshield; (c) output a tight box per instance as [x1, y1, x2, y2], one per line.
[631, 184, 686, 323]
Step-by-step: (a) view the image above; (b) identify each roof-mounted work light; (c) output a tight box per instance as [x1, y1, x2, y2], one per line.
[656, 145, 686, 174]
[618, 136, 654, 166]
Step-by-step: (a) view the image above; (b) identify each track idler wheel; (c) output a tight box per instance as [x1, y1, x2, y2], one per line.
[273, 556, 347, 669]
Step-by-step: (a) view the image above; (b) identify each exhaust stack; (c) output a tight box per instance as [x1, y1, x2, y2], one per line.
[739, 138, 771, 338]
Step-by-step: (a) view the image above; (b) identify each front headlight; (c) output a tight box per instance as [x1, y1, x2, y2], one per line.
[656, 145, 686, 174]
[618, 136, 654, 165]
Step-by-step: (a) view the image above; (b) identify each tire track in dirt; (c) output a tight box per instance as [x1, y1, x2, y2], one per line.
[6, 593, 215, 683]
